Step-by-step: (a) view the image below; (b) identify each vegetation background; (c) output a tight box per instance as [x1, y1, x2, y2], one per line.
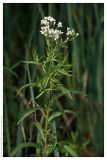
[3, 3, 104, 157]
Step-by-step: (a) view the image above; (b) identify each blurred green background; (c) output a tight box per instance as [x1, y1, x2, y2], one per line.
[3, 3, 104, 157]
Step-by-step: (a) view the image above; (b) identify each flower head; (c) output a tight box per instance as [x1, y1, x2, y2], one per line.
[40, 16, 79, 42]
[40, 16, 63, 41]
[66, 27, 79, 40]
[41, 16, 56, 27]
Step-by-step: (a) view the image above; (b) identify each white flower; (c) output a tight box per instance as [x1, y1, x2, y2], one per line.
[48, 29, 63, 40]
[41, 16, 56, 26]
[66, 27, 79, 39]
[76, 33, 79, 36]
[53, 29, 63, 40]
[66, 28, 74, 36]
[67, 27, 71, 31]
[40, 25, 50, 36]
[57, 22, 62, 28]
[47, 16, 56, 23]
[41, 19, 49, 26]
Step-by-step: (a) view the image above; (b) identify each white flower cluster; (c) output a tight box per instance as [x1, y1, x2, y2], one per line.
[40, 16, 63, 41]
[41, 16, 56, 26]
[40, 16, 79, 41]
[66, 27, 79, 40]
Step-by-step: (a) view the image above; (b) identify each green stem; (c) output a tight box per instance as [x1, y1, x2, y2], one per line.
[44, 104, 50, 156]
[50, 54, 59, 157]
[43, 58, 52, 156]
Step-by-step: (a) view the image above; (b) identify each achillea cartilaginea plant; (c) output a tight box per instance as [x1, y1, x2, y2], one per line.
[12, 16, 79, 157]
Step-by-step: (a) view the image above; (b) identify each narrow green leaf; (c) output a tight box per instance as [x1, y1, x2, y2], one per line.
[11, 142, 37, 156]
[64, 145, 78, 157]
[17, 107, 38, 125]
[23, 60, 37, 64]
[17, 82, 36, 95]
[35, 88, 53, 99]
[11, 61, 21, 69]
[58, 69, 71, 76]
[71, 90, 82, 94]
[35, 122, 45, 142]
[59, 85, 73, 100]
[4, 67, 18, 78]
[50, 77, 59, 84]
[81, 140, 90, 149]
[64, 110, 75, 115]
[35, 90, 46, 99]
[71, 90, 87, 96]
[23, 61, 41, 65]
[48, 112, 63, 122]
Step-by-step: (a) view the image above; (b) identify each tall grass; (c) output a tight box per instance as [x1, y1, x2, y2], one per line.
[3, 3, 104, 156]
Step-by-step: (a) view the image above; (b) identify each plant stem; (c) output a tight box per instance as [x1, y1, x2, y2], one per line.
[43, 58, 52, 156]
[44, 104, 50, 156]
[50, 52, 59, 157]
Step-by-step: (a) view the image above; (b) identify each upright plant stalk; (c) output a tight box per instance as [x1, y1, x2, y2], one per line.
[43, 103, 51, 156]
[15, 16, 79, 157]
[40, 16, 79, 156]
[43, 57, 53, 156]
[49, 57, 59, 157]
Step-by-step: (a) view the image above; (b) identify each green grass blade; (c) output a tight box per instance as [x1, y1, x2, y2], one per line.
[37, 4, 45, 18]
[11, 142, 37, 156]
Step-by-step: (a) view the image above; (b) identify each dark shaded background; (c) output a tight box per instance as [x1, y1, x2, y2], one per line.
[3, 3, 104, 157]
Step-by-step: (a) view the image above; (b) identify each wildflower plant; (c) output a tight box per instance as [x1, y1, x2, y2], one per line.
[13, 16, 79, 157]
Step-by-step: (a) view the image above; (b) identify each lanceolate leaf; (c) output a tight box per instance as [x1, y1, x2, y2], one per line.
[17, 107, 38, 125]
[11, 61, 21, 69]
[48, 112, 63, 122]
[35, 88, 53, 99]
[35, 90, 46, 99]
[50, 77, 59, 84]
[11, 142, 37, 156]
[23, 61, 37, 65]
[59, 85, 73, 100]
[17, 82, 36, 95]
[58, 69, 71, 76]
[63, 145, 78, 157]
[23, 61, 41, 65]
[71, 90, 87, 96]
